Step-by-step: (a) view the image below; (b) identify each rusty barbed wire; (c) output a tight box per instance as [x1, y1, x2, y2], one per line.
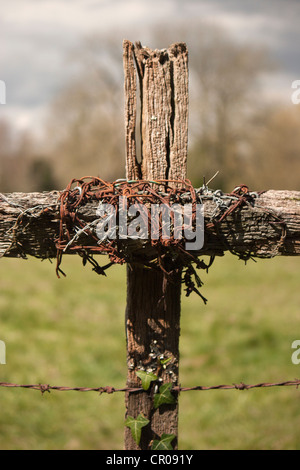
[55, 176, 200, 276]
[56, 177, 286, 270]
[0, 379, 299, 395]
[2, 177, 287, 302]
[55, 177, 273, 302]
[55, 176, 215, 302]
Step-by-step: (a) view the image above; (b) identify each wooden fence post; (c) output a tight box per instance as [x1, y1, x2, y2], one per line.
[123, 40, 188, 450]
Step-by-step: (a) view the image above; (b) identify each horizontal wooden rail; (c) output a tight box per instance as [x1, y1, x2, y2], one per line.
[0, 188, 299, 260]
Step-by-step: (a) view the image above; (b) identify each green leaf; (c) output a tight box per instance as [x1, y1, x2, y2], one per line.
[125, 414, 149, 445]
[152, 433, 176, 450]
[136, 370, 158, 390]
[153, 383, 176, 409]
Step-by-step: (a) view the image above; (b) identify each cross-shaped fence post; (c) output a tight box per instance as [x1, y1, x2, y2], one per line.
[123, 40, 188, 450]
[0, 39, 300, 452]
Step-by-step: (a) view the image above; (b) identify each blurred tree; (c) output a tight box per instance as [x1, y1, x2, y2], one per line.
[0, 118, 13, 155]
[29, 158, 57, 192]
[180, 24, 274, 190]
[0, 119, 15, 191]
[45, 35, 125, 188]
[0, 118, 58, 192]
[248, 105, 300, 190]
[0, 118, 29, 192]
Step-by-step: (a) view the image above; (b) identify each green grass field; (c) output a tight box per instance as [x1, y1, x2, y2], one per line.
[0, 253, 299, 449]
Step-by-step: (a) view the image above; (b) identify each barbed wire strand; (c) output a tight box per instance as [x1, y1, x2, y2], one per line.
[0, 379, 299, 395]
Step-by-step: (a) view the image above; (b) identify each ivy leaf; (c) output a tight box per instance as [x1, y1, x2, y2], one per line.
[136, 370, 158, 390]
[160, 357, 172, 366]
[153, 383, 176, 409]
[125, 413, 150, 445]
[152, 433, 176, 450]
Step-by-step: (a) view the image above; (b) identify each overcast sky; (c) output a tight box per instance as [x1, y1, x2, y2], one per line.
[1, 0, 300, 134]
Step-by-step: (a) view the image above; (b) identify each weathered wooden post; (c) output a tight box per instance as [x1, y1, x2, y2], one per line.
[123, 40, 188, 450]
